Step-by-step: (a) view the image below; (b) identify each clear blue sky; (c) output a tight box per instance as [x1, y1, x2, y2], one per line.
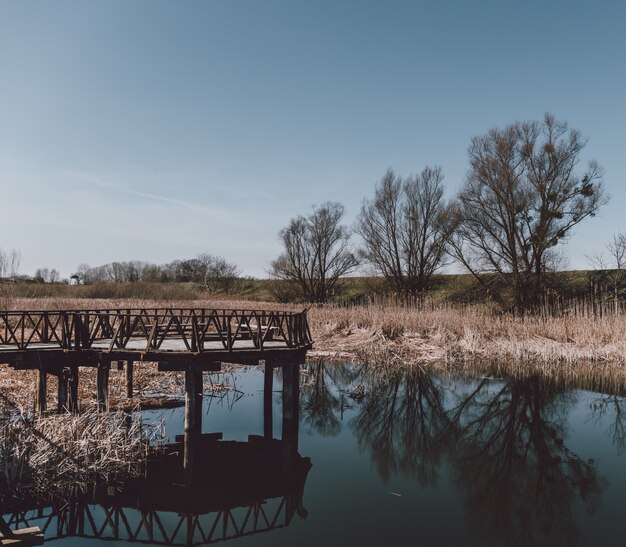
[0, 0, 624, 278]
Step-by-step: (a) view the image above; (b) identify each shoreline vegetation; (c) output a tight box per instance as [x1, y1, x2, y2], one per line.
[0, 295, 626, 401]
[1, 294, 626, 492]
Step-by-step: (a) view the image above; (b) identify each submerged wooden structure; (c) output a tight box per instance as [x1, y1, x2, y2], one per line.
[0, 307, 312, 413]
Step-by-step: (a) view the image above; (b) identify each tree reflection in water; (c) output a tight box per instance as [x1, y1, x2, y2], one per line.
[590, 393, 626, 455]
[300, 360, 360, 437]
[450, 376, 603, 547]
[350, 366, 453, 485]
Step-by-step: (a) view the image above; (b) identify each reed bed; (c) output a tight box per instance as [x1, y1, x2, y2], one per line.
[307, 302, 626, 363]
[0, 402, 164, 503]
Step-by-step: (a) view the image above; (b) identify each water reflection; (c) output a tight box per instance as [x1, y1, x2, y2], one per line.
[300, 360, 359, 437]
[589, 393, 626, 454]
[2, 362, 624, 546]
[451, 376, 602, 547]
[3, 434, 312, 545]
[351, 367, 452, 485]
[1, 363, 312, 546]
[333, 363, 607, 546]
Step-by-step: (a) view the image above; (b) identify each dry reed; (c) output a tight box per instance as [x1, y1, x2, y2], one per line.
[3, 295, 626, 398]
[0, 401, 164, 503]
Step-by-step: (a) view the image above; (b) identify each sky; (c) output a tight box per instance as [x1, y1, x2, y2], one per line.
[0, 0, 624, 278]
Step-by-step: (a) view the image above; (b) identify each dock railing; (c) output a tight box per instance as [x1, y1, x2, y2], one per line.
[0, 308, 313, 353]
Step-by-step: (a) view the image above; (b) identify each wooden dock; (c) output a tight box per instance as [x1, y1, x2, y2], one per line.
[0, 307, 311, 544]
[0, 307, 312, 413]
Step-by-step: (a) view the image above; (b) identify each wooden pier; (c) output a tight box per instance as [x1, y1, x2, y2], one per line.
[0, 307, 312, 544]
[0, 307, 312, 413]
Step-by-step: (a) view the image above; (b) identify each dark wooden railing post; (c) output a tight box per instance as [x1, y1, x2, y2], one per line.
[287, 315, 293, 347]
[126, 309, 132, 339]
[191, 315, 198, 353]
[61, 311, 69, 349]
[42, 312, 49, 343]
[227, 315, 233, 351]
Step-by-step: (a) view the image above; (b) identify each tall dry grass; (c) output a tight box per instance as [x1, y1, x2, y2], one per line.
[0, 402, 164, 503]
[2, 295, 626, 397]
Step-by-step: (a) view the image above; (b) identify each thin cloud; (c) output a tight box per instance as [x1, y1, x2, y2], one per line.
[60, 170, 255, 226]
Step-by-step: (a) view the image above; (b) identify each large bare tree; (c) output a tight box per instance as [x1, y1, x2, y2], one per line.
[270, 202, 358, 303]
[355, 167, 454, 297]
[450, 114, 606, 310]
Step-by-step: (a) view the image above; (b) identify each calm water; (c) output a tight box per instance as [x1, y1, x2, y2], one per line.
[7, 362, 626, 546]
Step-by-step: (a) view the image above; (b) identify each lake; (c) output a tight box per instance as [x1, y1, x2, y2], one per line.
[5, 361, 626, 546]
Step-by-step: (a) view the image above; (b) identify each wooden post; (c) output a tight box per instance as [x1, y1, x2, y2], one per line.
[125, 360, 134, 398]
[96, 364, 110, 411]
[264, 361, 273, 440]
[184, 369, 203, 483]
[58, 368, 69, 412]
[35, 369, 47, 414]
[68, 365, 79, 413]
[282, 362, 300, 458]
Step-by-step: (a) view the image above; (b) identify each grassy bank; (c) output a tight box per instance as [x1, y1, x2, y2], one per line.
[0, 268, 605, 305]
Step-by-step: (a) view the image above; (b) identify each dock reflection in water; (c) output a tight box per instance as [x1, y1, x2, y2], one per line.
[1, 363, 311, 546]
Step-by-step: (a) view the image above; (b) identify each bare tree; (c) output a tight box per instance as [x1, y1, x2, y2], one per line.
[270, 202, 359, 303]
[0, 249, 6, 279]
[34, 268, 49, 283]
[606, 232, 626, 270]
[7, 249, 20, 278]
[355, 167, 454, 297]
[49, 269, 60, 283]
[587, 232, 626, 314]
[450, 113, 606, 311]
[196, 253, 240, 293]
[74, 263, 91, 283]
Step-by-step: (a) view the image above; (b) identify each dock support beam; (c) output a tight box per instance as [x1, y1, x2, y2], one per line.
[282, 362, 300, 458]
[183, 370, 203, 483]
[96, 364, 110, 411]
[264, 361, 274, 439]
[57, 368, 69, 412]
[35, 370, 47, 414]
[68, 365, 79, 413]
[125, 360, 134, 398]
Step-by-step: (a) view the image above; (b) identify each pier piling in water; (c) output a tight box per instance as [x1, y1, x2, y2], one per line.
[184, 369, 203, 482]
[264, 361, 274, 439]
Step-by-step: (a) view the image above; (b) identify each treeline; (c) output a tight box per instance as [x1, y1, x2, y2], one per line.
[74, 253, 241, 293]
[0, 252, 245, 296]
